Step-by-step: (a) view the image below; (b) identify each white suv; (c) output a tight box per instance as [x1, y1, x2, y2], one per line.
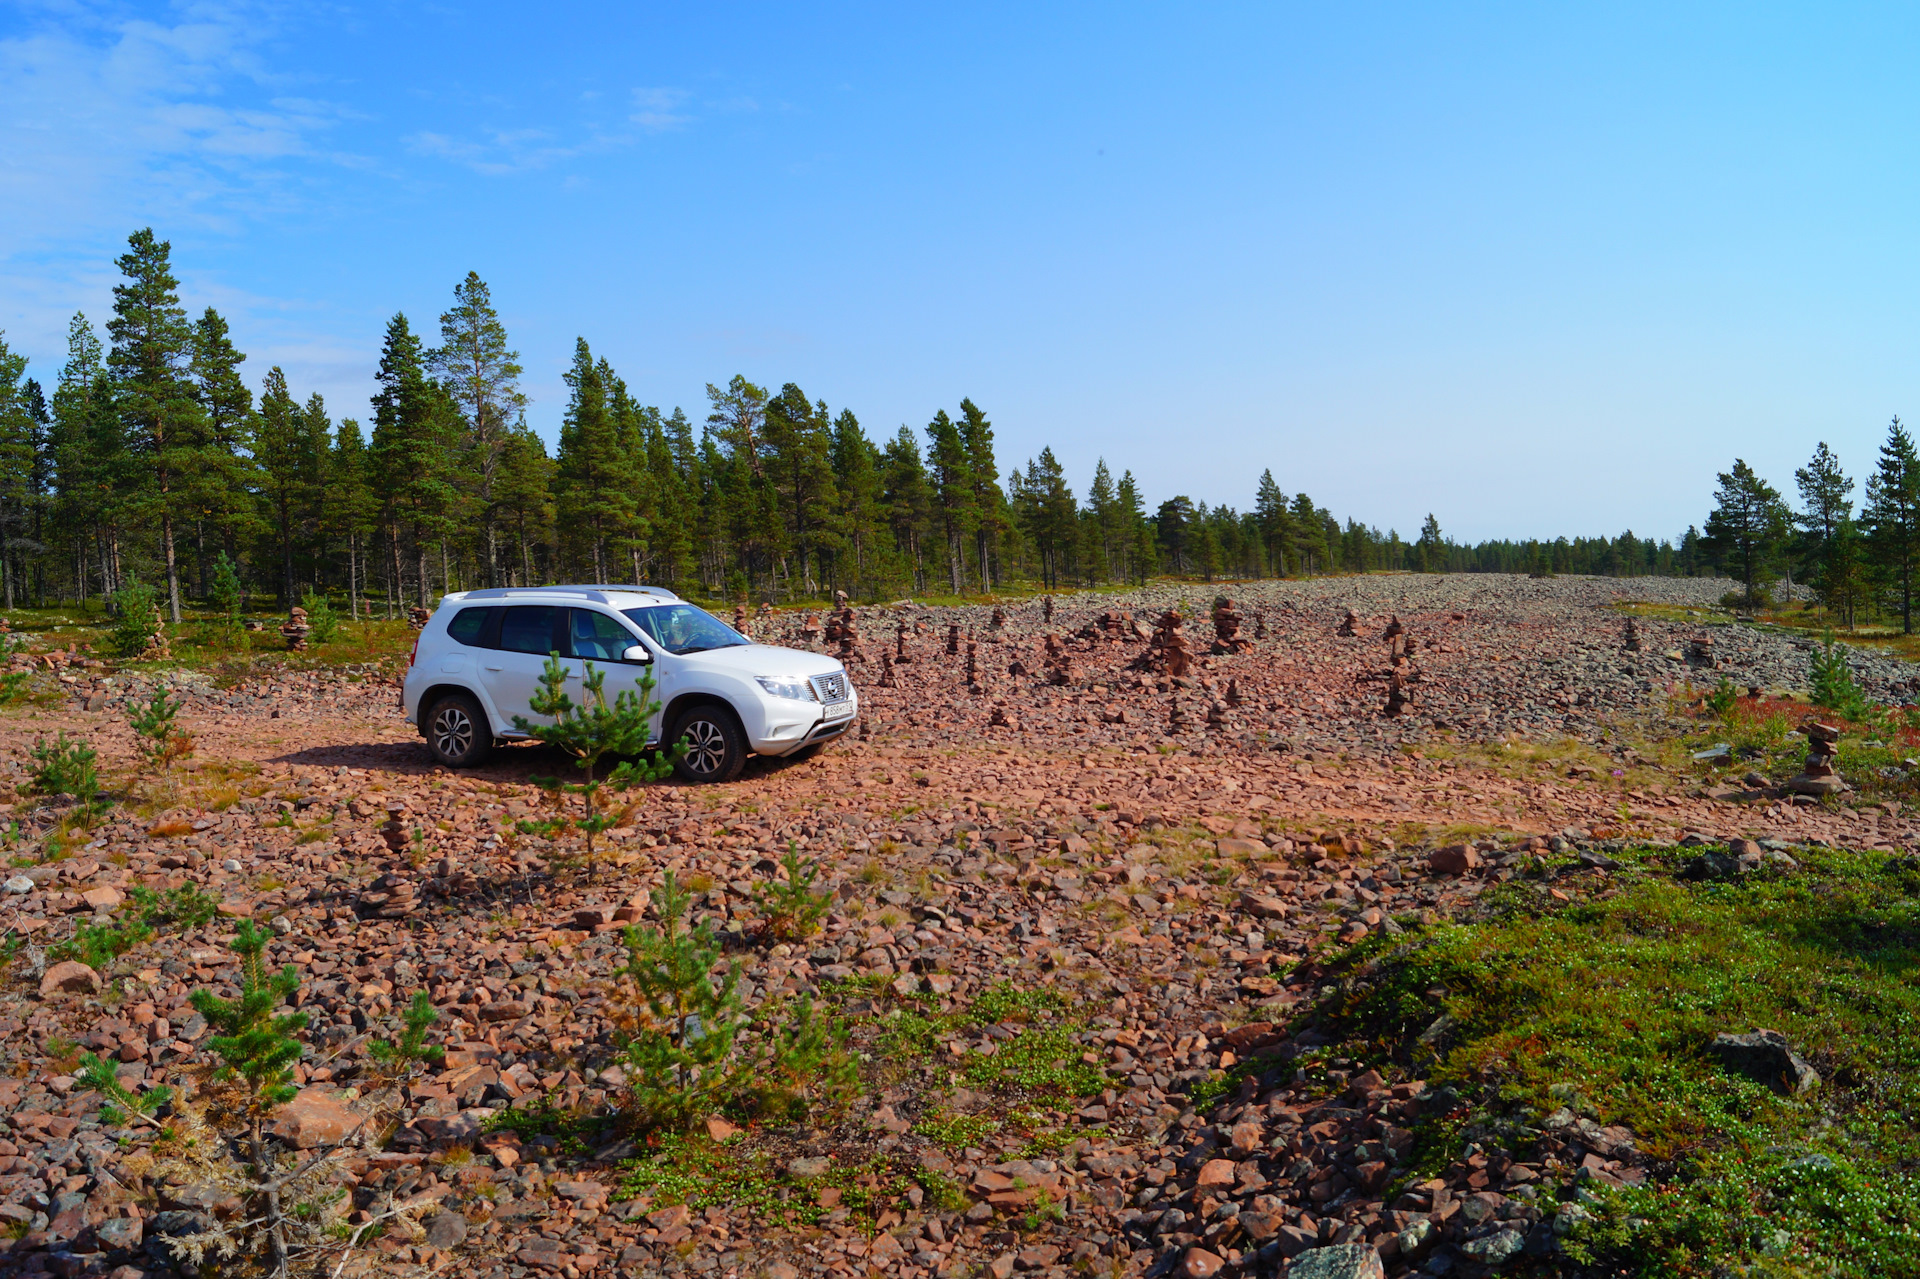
[402, 585, 858, 783]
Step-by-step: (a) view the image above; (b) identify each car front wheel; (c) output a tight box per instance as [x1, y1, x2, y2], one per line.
[669, 704, 746, 783]
[426, 693, 493, 768]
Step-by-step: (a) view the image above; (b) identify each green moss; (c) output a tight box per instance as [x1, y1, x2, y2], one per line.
[1313, 843, 1920, 1277]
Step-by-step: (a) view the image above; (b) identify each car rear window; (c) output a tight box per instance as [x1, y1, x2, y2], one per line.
[497, 606, 559, 655]
[446, 607, 494, 646]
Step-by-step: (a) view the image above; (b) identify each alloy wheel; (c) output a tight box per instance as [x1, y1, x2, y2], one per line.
[433, 706, 475, 760]
[682, 718, 726, 776]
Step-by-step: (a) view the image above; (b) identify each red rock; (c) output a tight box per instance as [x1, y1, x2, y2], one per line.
[1428, 844, 1481, 875]
[39, 961, 100, 997]
[1182, 1247, 1226, 1278]
[271, 1088, 365, 1149]
[1194, 1157, 1238, 1188]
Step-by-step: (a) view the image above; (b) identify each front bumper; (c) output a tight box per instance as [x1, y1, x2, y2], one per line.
[750, 699, 858, 755]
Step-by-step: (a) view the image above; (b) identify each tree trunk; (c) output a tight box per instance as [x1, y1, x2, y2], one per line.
[161, 509, 181, 622]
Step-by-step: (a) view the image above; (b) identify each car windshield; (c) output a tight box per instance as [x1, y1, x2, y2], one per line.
[621, 604, 749, 656]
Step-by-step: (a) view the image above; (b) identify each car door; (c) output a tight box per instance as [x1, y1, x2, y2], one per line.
[478, 606, 564, 732]
[563, 608, 666, 739]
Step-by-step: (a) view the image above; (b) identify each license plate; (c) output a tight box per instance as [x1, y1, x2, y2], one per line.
[822, 700, 854, 720]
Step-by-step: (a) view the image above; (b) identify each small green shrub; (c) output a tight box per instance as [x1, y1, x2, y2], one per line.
[52, 918, 154, 969]
[130, 883, 221, 932]
[300, 591, 341, 646]
[617, 872, 855, 1131]
[108, 577, 161, 658]
[1704, 677, 1739, 719]
[753, 843, 832, 942]
[128, 684, 194, 770]
[1810, 632, 1875, 722]
[30, 732, 98, 799]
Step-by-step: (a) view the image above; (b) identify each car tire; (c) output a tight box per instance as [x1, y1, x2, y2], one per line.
[669, 703, 747, 783]
[425, 692, 493, 768]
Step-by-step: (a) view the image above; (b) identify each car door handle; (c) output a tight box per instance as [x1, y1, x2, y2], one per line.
[483, 663, 504, 671]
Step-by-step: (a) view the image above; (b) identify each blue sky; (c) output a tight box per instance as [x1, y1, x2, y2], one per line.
[5, 2, 1920, 544]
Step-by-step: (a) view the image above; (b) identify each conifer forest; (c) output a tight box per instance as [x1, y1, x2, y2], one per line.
[0, 231, 1709, 622]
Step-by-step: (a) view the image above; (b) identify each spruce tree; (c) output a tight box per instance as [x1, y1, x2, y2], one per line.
[0, 334, 37, 609]
[370, 314, 457, 609]
[827, 409, 884, 596]
[1794, 442, 1854, 615]
[881, 425, 932, 591]
[957, 399, 1007, 590]
[1864, 419, 1920, 633]
[1084, 460, 1119, 583]
[254, 368, 315, 607]
[328, 419, 379, 616]
[553, 339, 636, 581]
[764, 384, 835, 596]
[495, 421, 554, 586]
[1254, 469, 1290, 576]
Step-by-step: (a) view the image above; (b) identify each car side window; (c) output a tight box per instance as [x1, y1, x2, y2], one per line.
[568, 609, 639, 662]
[446, 607, 494, 646]
[497, 606, 559, 655]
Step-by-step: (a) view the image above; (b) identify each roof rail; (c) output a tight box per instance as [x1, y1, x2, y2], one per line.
[457, 584, 683, 604]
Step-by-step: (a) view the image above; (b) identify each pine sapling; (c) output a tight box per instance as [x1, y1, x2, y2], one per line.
[617, 871, 747, 1130]
[29, 731, 98, 801]
[511, 653, 684, 870]
[369, 991, 446, 1082]
[752, 842, 832, 942]
[128, 683, 194, 771]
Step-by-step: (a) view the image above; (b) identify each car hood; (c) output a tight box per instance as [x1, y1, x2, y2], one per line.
[670, 643, 849, 682]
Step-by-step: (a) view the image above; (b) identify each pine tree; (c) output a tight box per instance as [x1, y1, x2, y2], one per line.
[1416, 514, 1444, 572]
[1254, 469, 1290, 576]
[1703, 458, 1791, 607]
[254, 368, 315, 607]
[494, 422, 554, 586]
[881, 426, 932, 591]
[188, 308, 257, 598]
[328, 419, 379, 616]
[430, 272, 526, 587]
[957, 399, 1007, 590]
[925, 410, 974, 594]
[553, 340, 637, 581]
[1864, 419, 1920, 633]
[107, 229, 208, 622]
[763, 384, 835, 596]
[1118, 470, 1154, 584]
[1794, 442, 1854, 616]
[0, 334, 38, 610]
[369, 314, 458, 610]
[827, 409, 884, 597]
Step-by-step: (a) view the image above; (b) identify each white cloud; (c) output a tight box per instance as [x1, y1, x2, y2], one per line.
[630, 85, 690, 132]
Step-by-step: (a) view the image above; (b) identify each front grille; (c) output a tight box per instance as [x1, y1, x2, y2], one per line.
[811, 671, 849, 703]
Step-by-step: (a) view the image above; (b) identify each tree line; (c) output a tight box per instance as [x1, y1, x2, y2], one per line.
[1702, 420, 1920, 631]
[0, 228, 1713, 620]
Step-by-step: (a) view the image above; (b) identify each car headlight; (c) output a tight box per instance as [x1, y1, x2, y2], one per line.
[756, 676, 814, 701]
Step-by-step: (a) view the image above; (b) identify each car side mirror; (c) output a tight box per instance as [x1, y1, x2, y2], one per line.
[622, 644, 651, 664]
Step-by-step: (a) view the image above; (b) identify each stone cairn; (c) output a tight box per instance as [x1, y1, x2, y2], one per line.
[833, 606, 865, 663]
[1369, 616, 1419, 717]
[359, 871, 419, 920]
[989, 606, 1008, 631]
[1225, 679, 1243, 707]
[1167, 696, 1189, 734]
[1336, 608, 1360, 638]
[758, 602, 775, 634]
[1210, 595, 1253, 655]
[1788, 720, 1845, 795]
[1686, 635, 1716, 669]
[989, 701, 1017, 728]
[380, 804, 410, 853]
[1253, 608, 1267, 640]
[136, 606, 171, 662]
[408, 606, 431, 629]
[733, 605, 750, 637]
[1043, 633, 1077, 686]
[1043, 595, 1054, 624]
[798, 613, 822, 646]
[964, 635, 982, 693]
[879, 651, 897, 687]
[281, 607, 311, 652]
[1623, 616, 1641, 652]
[894, 619, 914, 664]
[1140, 609, 1194, 678]
[947, 623, 962, 656]
[426, 854, 479, 900]
[1205, 695, 1229, 729]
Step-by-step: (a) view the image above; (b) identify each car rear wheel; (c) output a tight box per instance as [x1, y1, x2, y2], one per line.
[669, 704, 747, 783]
[426, 693, 493, 768]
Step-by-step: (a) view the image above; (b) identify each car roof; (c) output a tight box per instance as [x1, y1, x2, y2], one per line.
[443, 585, 683, 608]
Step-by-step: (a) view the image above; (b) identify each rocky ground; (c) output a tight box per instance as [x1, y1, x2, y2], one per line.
[0, 573, 1909, 1279]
